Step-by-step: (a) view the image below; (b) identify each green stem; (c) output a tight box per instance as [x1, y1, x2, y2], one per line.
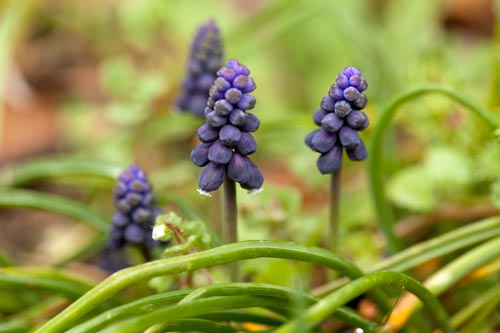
[0, 188, 109, 232]
[76, 283, 378, 333]
[424, 236, 500, 295]
[328, 169, 341, 252]
[149, 318, 237, 333]
[450, 283, 500, 329]
[0, 268, 93, 299]
[369, 84, 499, 253]
[38, 240, 370, 333]
[100, 295, 287, 333]
[275, 271, 451, 333]
[0, 321, 31, 333]
[314, 216, 500, 296]
[223, 177, 238, 281]
[0, 157, 123, 187]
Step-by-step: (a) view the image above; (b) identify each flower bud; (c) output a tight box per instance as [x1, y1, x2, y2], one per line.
[197, 124, 219, 142]
[190, 142, 212, 166]
[311, 129, 337, 153]
[208, 140, 233, 164]
[229, 109, 248, 126]
[219, 124, 241, 147]
[237, 94, 256, 111]
[339, 126, 361, 148]
[334, 100, 352, 117]
[317, 144, 343, 174]
[346, 111, 369, 130]
[227, 153, 251, 183]
[240, 113, 260, 132]
[346, 140, 368, 161]
[198, 162, 226, 193]
[321, 113, 344, 133]
[236, 132, 257, 156]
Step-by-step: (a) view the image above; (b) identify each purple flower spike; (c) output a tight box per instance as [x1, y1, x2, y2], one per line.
[109, 165, 162, 253]
[192, 59, 264, 194]
[305, 66, 369, 173]
[176, 20, 224, 117]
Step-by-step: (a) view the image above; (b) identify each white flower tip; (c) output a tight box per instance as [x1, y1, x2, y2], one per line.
[247, 187, 263, 195]
[197, 188, 212, 197]
[152, 224, 167, 241]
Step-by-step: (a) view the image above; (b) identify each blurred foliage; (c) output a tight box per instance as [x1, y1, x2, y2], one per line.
[0, 0, 499, 331]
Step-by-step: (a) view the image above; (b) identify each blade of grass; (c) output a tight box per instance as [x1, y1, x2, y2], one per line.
[38, 240, 382, 333]
[0, 157, 123, 187]
[0, 188, 109, 232]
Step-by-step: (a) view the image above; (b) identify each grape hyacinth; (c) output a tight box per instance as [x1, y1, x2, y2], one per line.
[191, 59, 264, 196]
[176, 20, 224, 117]
[108, 165, 162, 259]
[305, 66, 369, 173]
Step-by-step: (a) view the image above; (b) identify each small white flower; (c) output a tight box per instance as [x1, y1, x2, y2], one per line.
[152, 224, 168, 241]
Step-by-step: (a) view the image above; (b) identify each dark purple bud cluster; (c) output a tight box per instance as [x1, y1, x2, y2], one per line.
[108, 165, 161, 252]
[176, 20, 224, 117]
[305, 66, 369, 174]
[191, 59, 263, 195]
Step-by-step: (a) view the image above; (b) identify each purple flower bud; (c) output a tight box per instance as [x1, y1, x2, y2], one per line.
[197, 124, 219, 142]
[208, 140, 233, 164]
[339, 126, 361, 148]
[112, 212, 129, 227]
[336, 74, 350, 89]
[343, 87, 360, 102]
[236, 132, 257, 156]
[209, 85, 224, 100]
[224, 88, 242, 104]
[109, 165, 162, 257]
[334, 100, 352, 117]
[311, 129, 337, 153]
[191, 143, 212, 166]
[321, 113, 344, 133]
[352, 94, 367, 110]
[233, 75, 256, 93]
[227, 153, 251, 183]
[132, 207, 152, 224]
[217, 66, 236, 82]
[124, 192, 142, 207]
[349, 75, 367, 92]
[214, 99, 234, 116]
[317, 144, 343, 174]
[342, 66, 361, 77]
[206, 111, 227, 128]
[213, 77, 231, 92]
[197, 73, 216, 90]
[124, 224, 145, 244]
[198, 162, 226, 193]
[228, 59, 251, 76]
[328, 85, 344, 102]
[240, 113, 260, 132]
[219, 124, 241, 147]
[305, 130, 320, 149]
[193, 59, 263, 193]
[313, 108, 328, 126]
[175, 20, 224, 117]
[306, 66, 368, 174]
[229, 109, 248, 126]
[320, 96, 335, 112]
[346, 140, 368, 161]
[346, 111, 369, 130]
[240, 159, 264, 192]
[237, 94, 256, 111]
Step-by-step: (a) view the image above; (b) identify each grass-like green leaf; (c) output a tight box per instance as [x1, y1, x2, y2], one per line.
[0, 157, 123, 187]
[0, 188, 109, 232]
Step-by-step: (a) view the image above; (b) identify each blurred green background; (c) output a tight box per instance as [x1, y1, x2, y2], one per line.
[0, 0, 498, 273]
